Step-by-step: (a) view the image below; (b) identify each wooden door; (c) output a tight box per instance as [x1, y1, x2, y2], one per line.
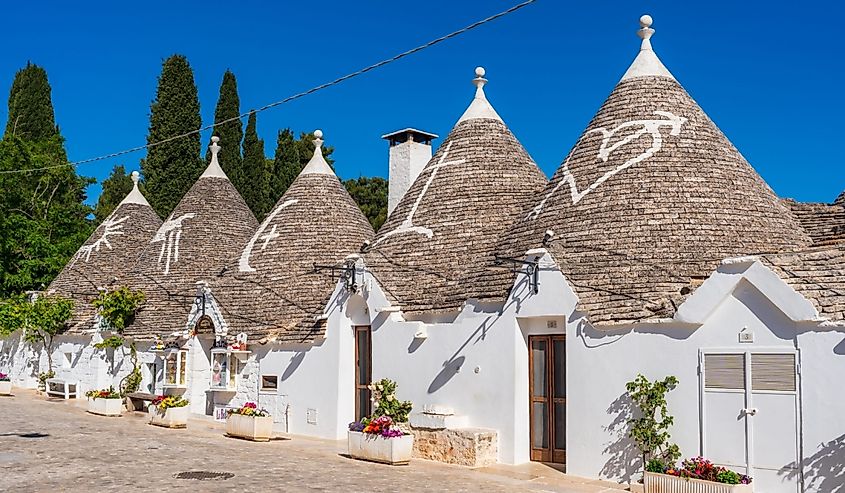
[529, 335, 566, 463]
[354, 326, 372, 421]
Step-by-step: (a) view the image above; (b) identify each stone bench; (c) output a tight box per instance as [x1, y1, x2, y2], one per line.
[125, 391, 158, 411]
[45, 379, 77, 399]
[409, 407, 498, 467]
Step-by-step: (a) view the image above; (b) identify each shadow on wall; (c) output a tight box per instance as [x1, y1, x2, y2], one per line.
[281, 352, 306, 382]
[600, 391, 641, 484]
[781, 433, 845, 493]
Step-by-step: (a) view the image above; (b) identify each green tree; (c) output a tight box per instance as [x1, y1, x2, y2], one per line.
[93, 165, 133, 224]
[625, 374, 682, 473]
[0, 136, 93, 296]
[241, 112, 271, 218]
[205, 70, 244, 189]
[19, 294, 74, 375]
[344, 176, 387, 231]
[4, 62, 59, 141]
[140, 55, 202, 217]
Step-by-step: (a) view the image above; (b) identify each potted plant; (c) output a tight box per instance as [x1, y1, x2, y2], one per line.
[85, 387, 123, 416]
[225, 402, 273, 441]
[148, 395, 189, 428]
[347, 378, 414, 465]
[0, 372, 12, 396]
[644, 457, 752, 492]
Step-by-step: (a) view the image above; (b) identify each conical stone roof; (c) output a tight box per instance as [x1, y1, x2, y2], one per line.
[835, 190, 845, 206]
[216, 131, 374, 342]
[501, 16, 811, 325]
[126, 137, 259, 339]
[48, 171, 162, 331]
[365, 68, 547, 313]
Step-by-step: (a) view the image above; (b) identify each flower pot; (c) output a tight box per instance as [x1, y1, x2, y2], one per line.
[347, 431, 414, 465]
[148, 405, 189, 429]
[225, 413, 273, 442]
[0, 381, 12, 396]
[87, 397, 123, 416]
[644, 472, 753, 493]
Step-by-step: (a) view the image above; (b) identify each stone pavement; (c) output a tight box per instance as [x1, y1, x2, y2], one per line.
[0, 390, 630, 492]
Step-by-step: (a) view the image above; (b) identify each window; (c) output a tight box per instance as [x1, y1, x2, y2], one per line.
[260, 375, 278, 391]
[163, 350, 187, 387]
[210, 351, 243, 390]
[62, 352, 73, 369]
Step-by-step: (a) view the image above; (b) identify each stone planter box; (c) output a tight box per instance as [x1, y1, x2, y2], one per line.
[0, 381, 12, 396]
[644, 472, 752, 493]
[148, 405, 189, 429]
[87, 397, 123, 416]
[348, 431, 413, 465]
[225, 413, 273, 442]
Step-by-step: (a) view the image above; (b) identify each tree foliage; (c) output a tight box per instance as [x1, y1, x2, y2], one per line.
[140, 54, 202, 217]
[93, 164, 133, 225]
[241, 112, 271, 218]
[206, 70, 244, 189]
[4, 62, 59, 141]
[0, 136, 93, 297]
[625, 374, 681, 471]
[9, 294, 74, 374]
[92, 285, 145, 333]
[344, 176, 387, 231]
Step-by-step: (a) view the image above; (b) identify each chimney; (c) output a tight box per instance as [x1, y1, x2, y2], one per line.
[382, 128, 438, 215]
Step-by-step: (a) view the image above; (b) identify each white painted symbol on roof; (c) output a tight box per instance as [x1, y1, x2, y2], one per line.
[372, 141, 465, 246]
[239, 199, 299, 272]
[152, 213, 195, 275]
[73, 214, 129, 264]
[528, 110, 686, 219]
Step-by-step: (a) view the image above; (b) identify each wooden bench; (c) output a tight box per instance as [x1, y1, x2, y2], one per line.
[45, 378, 77, 399]
[125, 391, 158, 411]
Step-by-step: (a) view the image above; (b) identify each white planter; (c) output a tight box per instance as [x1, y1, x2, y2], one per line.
[0, 381, 12, 396]
[347, 431, 414, 465]
[225, 413, 273, 442]
[644, 472, 752, 493]
[87, 397, 123, 416]
[148, 405, 189, 428]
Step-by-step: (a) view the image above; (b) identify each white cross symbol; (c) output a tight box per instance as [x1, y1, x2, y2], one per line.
[372, 141, 465, 246]
[259, 225, 280, 250]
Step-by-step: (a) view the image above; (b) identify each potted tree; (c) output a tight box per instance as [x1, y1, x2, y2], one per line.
[225, 403, 273, 441]
[347, 378, 414, 465]
[148, 395, 189, 428]
[0, 372, 11, 396]
[86, 387, 123, 416]
[626, 374, 753, 492]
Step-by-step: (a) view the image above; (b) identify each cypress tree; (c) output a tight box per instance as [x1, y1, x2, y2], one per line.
[3, 62, 59, 141]
[241, 112, 270, 218]
[270, 128, 299, 203]
[205, 70, 244, 189]
[140, 55, 202, 217]
[93, 165, 133, 225]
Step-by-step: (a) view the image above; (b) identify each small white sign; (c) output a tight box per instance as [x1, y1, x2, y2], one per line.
[547, 320, 558, 329]
[739, 327, 754, 343]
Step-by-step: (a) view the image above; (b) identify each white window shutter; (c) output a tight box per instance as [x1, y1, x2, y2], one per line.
[751, 353, 796, 392]
[704, 354, 746, 390]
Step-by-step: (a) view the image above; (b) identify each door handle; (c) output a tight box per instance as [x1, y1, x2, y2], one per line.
[742, 408, 758, 416]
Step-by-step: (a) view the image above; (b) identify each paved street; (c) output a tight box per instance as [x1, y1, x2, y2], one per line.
[0, 390, 628, 492]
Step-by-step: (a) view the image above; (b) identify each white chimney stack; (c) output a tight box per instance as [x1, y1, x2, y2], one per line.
[382, 128, 438, 215]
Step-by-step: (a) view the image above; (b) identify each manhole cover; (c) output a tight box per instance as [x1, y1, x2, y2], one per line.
[174, 471, 234, 481]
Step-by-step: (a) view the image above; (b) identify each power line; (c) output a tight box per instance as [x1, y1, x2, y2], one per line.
[0, 0, 539, 176]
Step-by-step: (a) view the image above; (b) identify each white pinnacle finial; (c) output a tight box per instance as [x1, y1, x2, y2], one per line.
[458, 66, 502, 123]
[473, 66, 487, 92]
[637, 14, 655, 50]
[201, 135, 229, 179]
[118, 170, 151, 207]
[300, 129, 334, 176]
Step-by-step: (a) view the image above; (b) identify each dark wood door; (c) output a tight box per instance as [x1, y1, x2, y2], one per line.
[529, 335, 566, 463]
[354, 326, 372, 421]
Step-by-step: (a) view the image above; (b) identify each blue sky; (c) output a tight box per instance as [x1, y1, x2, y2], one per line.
[2, 1, 842, 205]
